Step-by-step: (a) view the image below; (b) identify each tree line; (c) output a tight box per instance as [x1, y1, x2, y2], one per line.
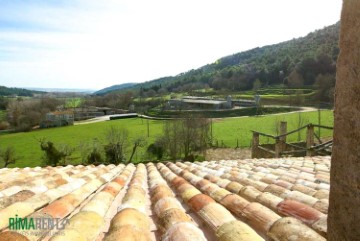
[5, 97, 63, 132]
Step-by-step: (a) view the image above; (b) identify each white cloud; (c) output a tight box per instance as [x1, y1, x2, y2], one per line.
[0, 0, 342, 89]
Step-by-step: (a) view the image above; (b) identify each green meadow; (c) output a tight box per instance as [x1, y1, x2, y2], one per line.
[212, 110, 334, 147]
[0, 118, 164, 167]
[0, 110, 333, 167]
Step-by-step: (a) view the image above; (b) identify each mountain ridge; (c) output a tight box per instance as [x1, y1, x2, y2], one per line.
[94, 83, 136, 95]
[0, 86, 45, 97]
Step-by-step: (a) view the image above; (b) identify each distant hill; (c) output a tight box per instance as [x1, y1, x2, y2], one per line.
[94, 83, 136, 95]
[27, 87, 95, 93]
[99, 22, 339, 95]
[0, 86, 44, 97]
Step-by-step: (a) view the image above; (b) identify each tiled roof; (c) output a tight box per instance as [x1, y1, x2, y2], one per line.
[0, 156, 330, 241]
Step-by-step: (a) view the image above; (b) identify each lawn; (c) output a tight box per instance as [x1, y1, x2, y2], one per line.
[0, 118, 164, 167]
[64, 97, 83, 108]
[0, 110, 334, 167]
[212, 110, 334, 147]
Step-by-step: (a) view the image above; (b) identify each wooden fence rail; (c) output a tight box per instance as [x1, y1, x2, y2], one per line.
[251, 122, 333, 158]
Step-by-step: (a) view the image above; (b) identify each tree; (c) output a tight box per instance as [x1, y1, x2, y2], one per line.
[0, 96, 8, 110]
[314, 74, 336, 103]
[287, 69, 304, 88]
[160, 115, 210, 160]
[128, 137, 146, 163]
[147, 138, 165, 161]
[40, 139, 73, 166]
[162, 120, 181, 160]
[7, 97, 62, 132]
[253, 79, 262, 92]
[0, 146, 17, 167]
[104, 127, 128, 164]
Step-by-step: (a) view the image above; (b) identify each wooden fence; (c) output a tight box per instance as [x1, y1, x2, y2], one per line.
[251, 122, 333, 158]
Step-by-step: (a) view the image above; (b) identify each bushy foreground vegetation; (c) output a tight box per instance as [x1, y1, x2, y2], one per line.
[0, 110, 333, 167]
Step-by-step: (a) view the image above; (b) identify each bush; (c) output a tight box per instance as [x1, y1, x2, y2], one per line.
[0, 146, 17, 167]
[146, 142, 164, 161]
[40, 140, 73, 166]
[87, 146, 104, 165]
[0, 121, 9, 130]
[104, 127, 128, 164]
[104, 143, 124, 164]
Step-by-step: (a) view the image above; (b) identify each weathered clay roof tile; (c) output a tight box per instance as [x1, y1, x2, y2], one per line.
[0, 156, 331, 240]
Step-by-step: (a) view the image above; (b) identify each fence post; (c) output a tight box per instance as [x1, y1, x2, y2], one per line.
[279, 121, 287, 151]
[306, 124, 315, 156]
[275, 138, 281, 158]
[251, 132, 259, 158]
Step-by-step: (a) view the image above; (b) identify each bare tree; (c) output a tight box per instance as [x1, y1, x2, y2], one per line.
[294, 112, 309, 141]
[160, 115, 210, 160]
[314, 73, 336, 103]
[104, 127, 128, 164]
[287, 69, 304, 88]
[128, 137, 146, 163]
[7, 97, 62, 132]
[162, 120, 182, 160]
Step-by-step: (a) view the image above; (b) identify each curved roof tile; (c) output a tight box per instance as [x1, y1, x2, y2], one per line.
[0, 156, 330, 240]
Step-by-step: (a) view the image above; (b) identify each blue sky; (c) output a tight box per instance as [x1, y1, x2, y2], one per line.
[0, 0, 342, 90]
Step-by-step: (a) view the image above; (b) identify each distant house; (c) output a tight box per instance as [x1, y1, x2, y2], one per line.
[41, 111, 74, 128]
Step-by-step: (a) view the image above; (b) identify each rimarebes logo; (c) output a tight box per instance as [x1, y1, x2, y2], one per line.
[8, 214, 69, 236]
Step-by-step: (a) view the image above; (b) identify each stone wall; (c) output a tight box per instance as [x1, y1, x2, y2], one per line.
[328, 1, 360, 240]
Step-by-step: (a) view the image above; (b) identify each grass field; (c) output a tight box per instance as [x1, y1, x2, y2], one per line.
[212, 110, 334, 147]
[0, 118, 164, 167]
[0, 110, 334, 167]
[64, 98, 83, 108]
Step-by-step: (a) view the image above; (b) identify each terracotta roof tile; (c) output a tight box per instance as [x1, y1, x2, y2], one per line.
[0, 156, 331, 240]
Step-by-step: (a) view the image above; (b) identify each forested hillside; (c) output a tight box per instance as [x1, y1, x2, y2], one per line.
[0, 86, 43, 97]
[94, 83, 136, 95]
[106, 22, 339, 101]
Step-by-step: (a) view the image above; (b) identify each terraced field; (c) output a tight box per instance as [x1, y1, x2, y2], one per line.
[0, 156, 329, 240]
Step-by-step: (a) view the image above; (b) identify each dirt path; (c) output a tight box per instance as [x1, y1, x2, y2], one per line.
[74, 115, 111, 125]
